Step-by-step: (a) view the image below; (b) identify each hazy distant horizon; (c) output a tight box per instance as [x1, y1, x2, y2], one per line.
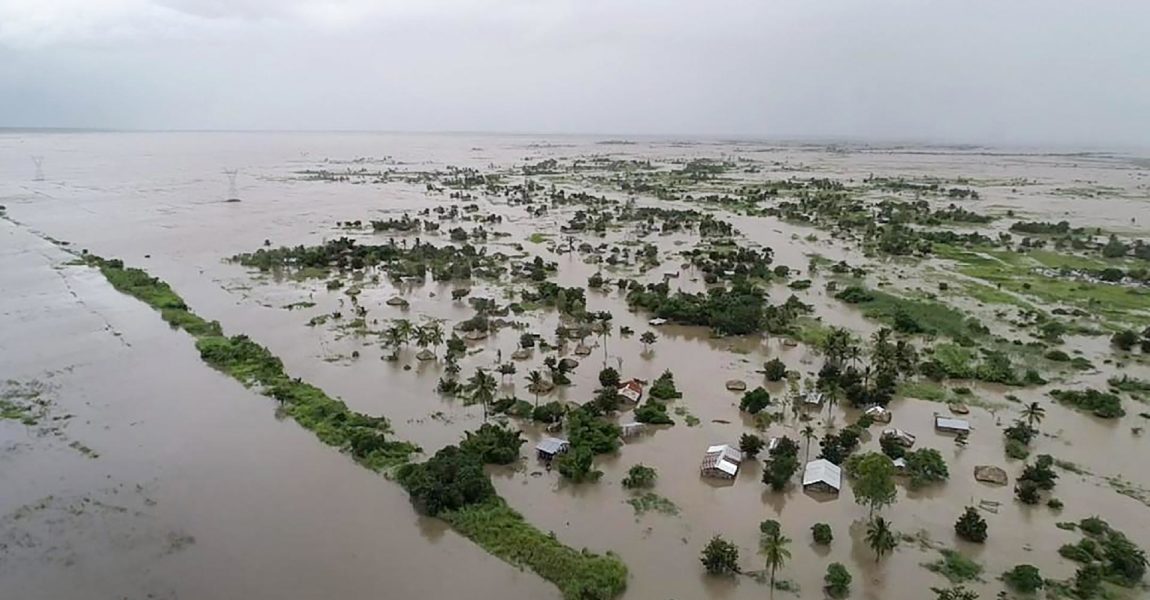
[3, 127, 1148, 156]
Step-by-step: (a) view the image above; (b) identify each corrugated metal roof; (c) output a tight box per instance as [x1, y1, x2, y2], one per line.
[802, 459, 842, 490]
[935, 416, 971, 431]
[701, 444, 743, 476]
[536, 437, 569, 454]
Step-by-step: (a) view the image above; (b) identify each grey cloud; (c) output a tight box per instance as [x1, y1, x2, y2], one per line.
[1, 0, 1148, 148]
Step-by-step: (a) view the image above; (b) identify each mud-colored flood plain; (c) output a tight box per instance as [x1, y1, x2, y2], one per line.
[3, 132, 1150, 600]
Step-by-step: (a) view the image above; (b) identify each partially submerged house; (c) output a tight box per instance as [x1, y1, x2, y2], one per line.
[700, 444, 743, 479]
[620, 422, 645, 438]
[617, 379, 644, 403]
[864, 405, 892, 423]
[535, 437, 569, 461]
[881, 428, 917, 448]
[802, 459, 842, 494]
[802, 391, 824, 407]
[935, 415, 971, 434]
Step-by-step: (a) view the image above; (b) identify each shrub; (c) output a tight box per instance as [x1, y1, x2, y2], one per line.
[880, 434, 907, 459]
[622, 464, 657, 489]
[1003, 564, 1043, 593]
[396, 446, 495, 516]
[904, 448, 949, 488]
[924, 549, 983, 583]
[954, 507, 987, 543]
[739, 433, 765, 458]
[1051, 388, 1124, 418]
[764, 358, 788, 381]
[598, 367, 621, 389]
[825, 562, 851, 598]
[1074, 563, 1103, 598]
[649, 370, 682, 400]
[1111, 329, 1139, 351]
[835, 285, 874, 304]
[739, 387, 772, 414]
[532, 401, 566, 424]
[634, 400, 674, 425]
[1016, 480, 1041, 504]
[1079, 516, 1109, 536]
[700, 536, 740, 575]
[459, 424, 526, 465]
[556, 446, 600, 482]
[1019, 454, 1058, 491]
[1005, 438, 1030, 460]
[812, 523, 833, 545]
[1101, 530, 1147, 584]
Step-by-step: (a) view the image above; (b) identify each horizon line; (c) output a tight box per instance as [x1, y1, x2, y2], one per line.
[0, 126, 1144, 154]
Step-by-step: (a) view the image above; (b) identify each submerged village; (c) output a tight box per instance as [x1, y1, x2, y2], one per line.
[4, 137, 1150, 600]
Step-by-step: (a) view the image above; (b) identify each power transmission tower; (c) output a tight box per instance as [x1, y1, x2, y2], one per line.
[32, 156, 44, 181]
[224, 169, 239, 201]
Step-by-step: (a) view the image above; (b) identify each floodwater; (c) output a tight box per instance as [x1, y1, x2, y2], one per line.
[2, 131, 1149, 600]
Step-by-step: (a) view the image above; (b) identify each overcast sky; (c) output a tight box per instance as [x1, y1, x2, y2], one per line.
[1, 0, 1148, 146]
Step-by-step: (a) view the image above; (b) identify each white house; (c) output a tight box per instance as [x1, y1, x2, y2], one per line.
[802, 459, 842, 494]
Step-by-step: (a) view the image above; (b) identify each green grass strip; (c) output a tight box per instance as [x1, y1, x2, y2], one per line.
[444, 500, 628, 600]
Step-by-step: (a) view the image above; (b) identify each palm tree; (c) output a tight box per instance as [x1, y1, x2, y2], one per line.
[760, 528, 792, 594]
[847, 345, 862, 369]
[498, 362, 517, 383]
[543, 355, 558, 377]
[413, 326, 433, 352]
[382, 326, 404, 358]
[871, 328, 896, 374]
[821, 327, 851, 367]
[394, 319, 414, 348]
[465, 368, 497, 422]
[424, 322, 445, 356]
[801, 425, 816, 463]
[865, 517, 897, 564]
[894, 340, 918, 375]
[526, 370, 545, 407]
[1022, 401, 1046, 429]
[824, 380, 841, 420]
[598, 316, 613, 367]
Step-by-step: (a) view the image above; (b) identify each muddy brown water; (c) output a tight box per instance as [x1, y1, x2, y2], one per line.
[2, 132, 1149, 600]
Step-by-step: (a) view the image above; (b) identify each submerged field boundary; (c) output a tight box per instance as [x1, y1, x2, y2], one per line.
[39, 243, 626, 598]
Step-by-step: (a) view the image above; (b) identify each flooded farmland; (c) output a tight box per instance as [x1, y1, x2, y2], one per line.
[3, 132, 1150, 600]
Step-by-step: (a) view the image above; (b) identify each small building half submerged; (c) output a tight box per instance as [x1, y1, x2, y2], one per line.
[802, 459, 842, 494]
[700, 444, 743, 479]
[935, 415, 971, 434]
[617, 379, 644, 403]
[535, 437, 569, 461]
